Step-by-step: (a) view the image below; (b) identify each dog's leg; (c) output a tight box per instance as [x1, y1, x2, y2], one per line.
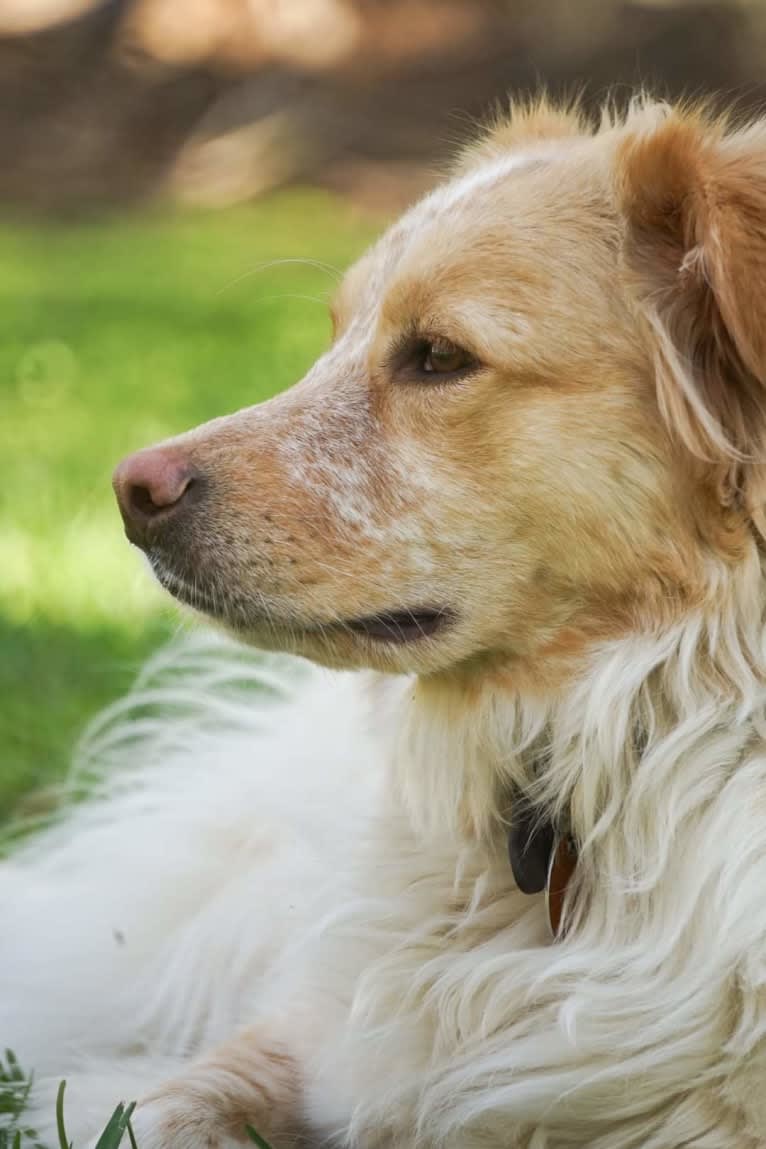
[126, 1026, 303, 1149]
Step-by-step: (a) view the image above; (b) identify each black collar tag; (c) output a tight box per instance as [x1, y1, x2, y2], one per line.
[507, 792, 556, 895]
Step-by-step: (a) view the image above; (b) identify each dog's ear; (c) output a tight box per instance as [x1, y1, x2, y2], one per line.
[617, 108, 766, 528]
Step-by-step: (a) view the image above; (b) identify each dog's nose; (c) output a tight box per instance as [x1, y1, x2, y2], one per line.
[113, 447, 197, 546]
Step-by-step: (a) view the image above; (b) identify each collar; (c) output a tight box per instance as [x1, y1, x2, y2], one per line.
[507, 789, 578, 938]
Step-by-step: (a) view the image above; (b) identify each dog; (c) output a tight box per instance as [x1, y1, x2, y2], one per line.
[4, 94, 766, 1149]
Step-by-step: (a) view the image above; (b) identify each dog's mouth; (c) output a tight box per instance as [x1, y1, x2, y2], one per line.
[339, 608, 454, 644]
[150, 557, 454, 647]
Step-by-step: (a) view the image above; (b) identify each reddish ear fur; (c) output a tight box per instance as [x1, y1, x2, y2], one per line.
[617, 109, 766, 526]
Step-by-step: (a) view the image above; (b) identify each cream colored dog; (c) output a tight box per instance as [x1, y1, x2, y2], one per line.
[5, 96, 766, 1148]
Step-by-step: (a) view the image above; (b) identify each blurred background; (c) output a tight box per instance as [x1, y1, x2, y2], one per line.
[2, 0, 766, 831]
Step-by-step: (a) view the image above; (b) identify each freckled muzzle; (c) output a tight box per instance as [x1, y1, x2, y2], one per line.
[110, 366, 462, 668]
[111, 436, 458, 658]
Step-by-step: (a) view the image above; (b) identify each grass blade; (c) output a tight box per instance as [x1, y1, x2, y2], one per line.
[126, 1118, 139, 1149]
[93, 1101, 137, 1149]
[55, 1082, 71, 1149]
[3, 1053, 23, 1086]
[245, 1126, 274, 1149]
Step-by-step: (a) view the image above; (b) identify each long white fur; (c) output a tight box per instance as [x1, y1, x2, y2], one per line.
[5, 534, 766, 1149]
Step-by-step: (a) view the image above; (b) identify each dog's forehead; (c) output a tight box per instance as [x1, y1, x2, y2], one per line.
[336, 144, 583, 327]
[388, 150, 555, 269]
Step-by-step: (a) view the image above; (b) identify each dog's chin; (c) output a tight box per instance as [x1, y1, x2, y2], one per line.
[148, 556, 231, 621]
[148, 556, 458, 671]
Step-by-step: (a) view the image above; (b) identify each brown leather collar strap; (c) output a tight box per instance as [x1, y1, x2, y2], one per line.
[545, 835, 578, 938]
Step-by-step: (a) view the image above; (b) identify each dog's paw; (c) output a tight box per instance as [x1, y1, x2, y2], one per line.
[119, 1094, 245, 1149]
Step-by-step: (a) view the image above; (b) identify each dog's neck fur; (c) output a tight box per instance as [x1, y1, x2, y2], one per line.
[391, 542, 766, 902]
[332, 547, 766, 1144]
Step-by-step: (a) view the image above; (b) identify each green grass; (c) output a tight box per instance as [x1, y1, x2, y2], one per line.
[0, 192, 380, 825]
[0, 1050, 275, 1149]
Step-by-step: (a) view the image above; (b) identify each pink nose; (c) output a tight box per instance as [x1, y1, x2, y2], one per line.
[113, 447, 197, 546]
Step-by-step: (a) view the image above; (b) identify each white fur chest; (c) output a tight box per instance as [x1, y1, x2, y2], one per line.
[290, 762, 766, 1149]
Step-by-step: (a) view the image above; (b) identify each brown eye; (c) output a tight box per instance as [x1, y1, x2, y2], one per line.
[421, 337, 474, 375]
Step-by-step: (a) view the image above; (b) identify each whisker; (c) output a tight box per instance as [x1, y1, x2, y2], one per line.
[218, 257, 343, 297]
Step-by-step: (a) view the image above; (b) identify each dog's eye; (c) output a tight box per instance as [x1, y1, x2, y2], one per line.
[419, 338, 474, 376]
[389, 334, 478, 383]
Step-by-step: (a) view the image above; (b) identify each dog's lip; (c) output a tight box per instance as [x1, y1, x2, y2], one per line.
[149, 557, 455, 646]
[339, 607, 455, 644]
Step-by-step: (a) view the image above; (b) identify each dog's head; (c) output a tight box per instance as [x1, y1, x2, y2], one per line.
[114, 100, 766, 684]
